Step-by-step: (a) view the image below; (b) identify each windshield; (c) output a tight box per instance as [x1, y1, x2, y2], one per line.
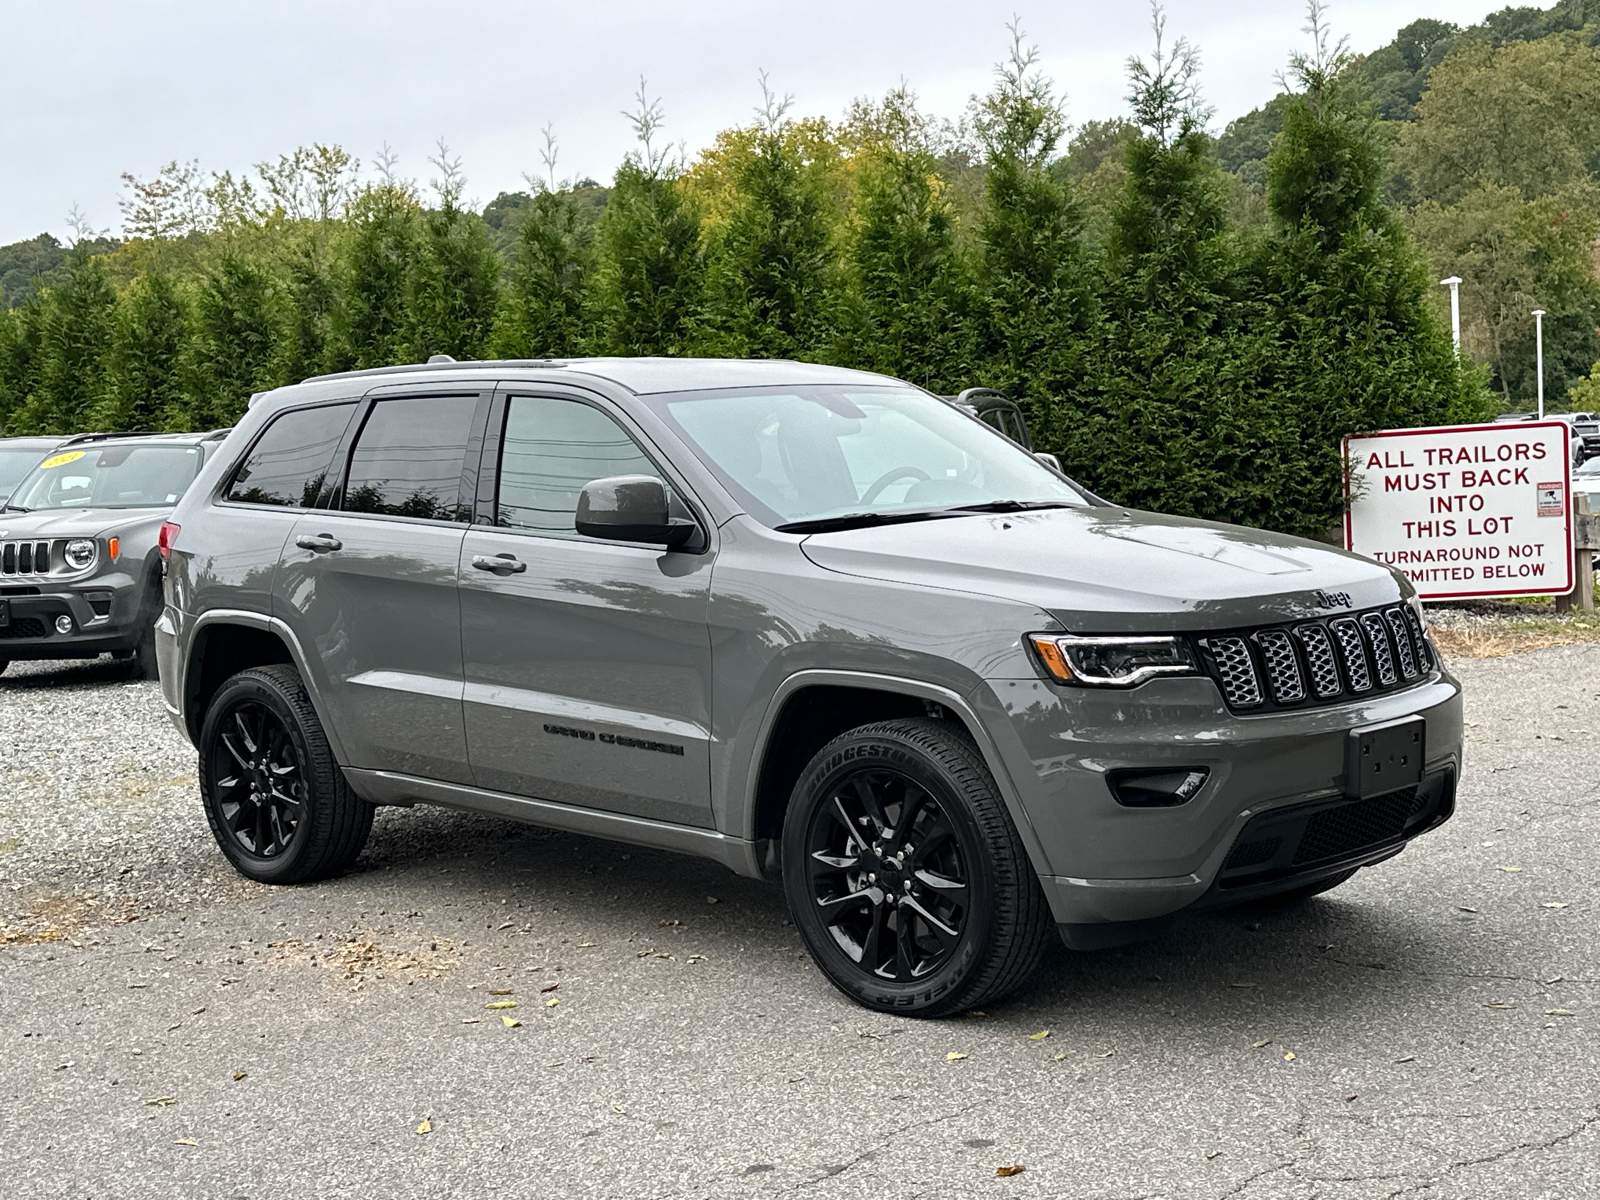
[5, 444, 203, 511]
[647, 385, 1086, 529]
[0, 448, 52, 500]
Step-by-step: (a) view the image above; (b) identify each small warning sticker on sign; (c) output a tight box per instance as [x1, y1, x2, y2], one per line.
[1537, 481, 1565, 517]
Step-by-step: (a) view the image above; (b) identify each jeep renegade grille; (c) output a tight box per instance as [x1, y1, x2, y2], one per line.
[1, 541, 50, 577]
[1198, 605, 1432, 713]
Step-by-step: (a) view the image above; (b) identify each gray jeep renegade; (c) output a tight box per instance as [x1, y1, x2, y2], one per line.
[156, 358, 1461, 1016]
[1, 430, 228, 678]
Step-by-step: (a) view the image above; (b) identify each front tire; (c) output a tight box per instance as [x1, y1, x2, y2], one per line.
[199, 664, 372, 884]
[782, 718, 1051, 1017]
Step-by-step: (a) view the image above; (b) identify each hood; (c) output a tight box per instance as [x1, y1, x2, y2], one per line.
[0, 507, 168, 540]
[799, 506, 1405, 631]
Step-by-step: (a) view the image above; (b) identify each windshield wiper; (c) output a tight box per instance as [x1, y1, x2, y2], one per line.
[940, 499, 1078, 515]
[775, 510, 963, 535]
[1, 504, 29, 512]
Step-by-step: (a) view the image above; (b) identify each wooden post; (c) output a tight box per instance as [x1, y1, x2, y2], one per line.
[1578, 494, 1596, 614]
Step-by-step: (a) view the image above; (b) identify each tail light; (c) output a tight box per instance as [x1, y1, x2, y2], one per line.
[158, 522, 180, 560]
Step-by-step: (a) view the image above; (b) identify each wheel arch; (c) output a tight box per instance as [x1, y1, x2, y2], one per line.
[183, 611, 348, 763]
[744, 670, 1050, 883]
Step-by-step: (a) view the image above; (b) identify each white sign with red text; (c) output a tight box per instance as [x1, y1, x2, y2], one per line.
[1343, 421, 1572, 600]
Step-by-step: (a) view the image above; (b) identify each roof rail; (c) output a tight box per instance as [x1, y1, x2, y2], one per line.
[952, 388, 1013, 405]
[299, 358, 567, 385]
[58, 431, 162, 446]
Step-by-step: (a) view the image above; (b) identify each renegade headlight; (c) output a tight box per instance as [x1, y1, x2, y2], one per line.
[64, 539, 98, 571]
[1027, 633, 1199, 687]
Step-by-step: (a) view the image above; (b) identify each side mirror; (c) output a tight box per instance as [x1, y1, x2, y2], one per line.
[575, 475, 696, 548]
[1033, 452, 1062, 472]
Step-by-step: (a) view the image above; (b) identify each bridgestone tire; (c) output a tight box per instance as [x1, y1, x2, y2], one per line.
[782, 718, 1052, 1017]
[199, 664, 373, 884]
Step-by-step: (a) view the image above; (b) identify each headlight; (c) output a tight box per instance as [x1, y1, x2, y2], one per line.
[64, 539, 98, 571]
[1027, 633, 1199, 687]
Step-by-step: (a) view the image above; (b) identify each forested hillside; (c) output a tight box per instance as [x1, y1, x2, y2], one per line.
[14, 2, 1596, 538]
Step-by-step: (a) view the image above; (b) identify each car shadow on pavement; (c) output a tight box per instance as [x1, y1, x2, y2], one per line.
[341, 802, 1446, 1041]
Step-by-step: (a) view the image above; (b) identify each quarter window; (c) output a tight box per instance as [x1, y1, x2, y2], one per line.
[496, 396, 660, 534]
[341, 395, 479, 522]
[226, 402, 355, 508]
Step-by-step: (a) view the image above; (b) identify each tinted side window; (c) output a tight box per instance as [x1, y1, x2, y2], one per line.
[497, 396, 659, 534]
[341, 396, 478, 522]
[226, 403, 355, 507]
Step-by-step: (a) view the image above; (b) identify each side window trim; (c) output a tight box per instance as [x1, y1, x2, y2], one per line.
[480, 385, 711, 551]
[218, 399, 359, 510]
[327, 388, 493, 523]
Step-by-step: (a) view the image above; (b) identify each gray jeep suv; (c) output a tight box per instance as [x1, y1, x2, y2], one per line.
[1, 430, 228, 678]
[157, 358, 1461, 1016]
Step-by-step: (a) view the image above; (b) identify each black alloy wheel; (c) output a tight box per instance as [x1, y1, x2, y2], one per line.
[783, 718, 1052, 1017]
[803, 768, 970, 983]
[199, 664, 372, 884]
[210, 699, 305, 859]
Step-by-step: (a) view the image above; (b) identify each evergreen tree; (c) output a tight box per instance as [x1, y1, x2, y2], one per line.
[1258, 2, 1493, 535]
[332, 184, 422, 370]
[490, 186, 595, 358]
[700, 82, 839, 359]
[590, 83, 705, 356]
[277, 235, 339, 384]
[835, 89, 973, 390]
[186, 253, 283, 428]
[6, 247, 116, 434]
[96, 271, 190, 431]
[0, 294, 45, 434]
[405, 144, 501, 361]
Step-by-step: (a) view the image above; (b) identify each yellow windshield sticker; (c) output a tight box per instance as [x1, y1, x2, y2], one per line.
[39, 451, 86, 469]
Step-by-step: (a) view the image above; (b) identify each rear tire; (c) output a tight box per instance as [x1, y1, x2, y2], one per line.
[199, 664, 372, 884]
[782, 718, 1051, 1017]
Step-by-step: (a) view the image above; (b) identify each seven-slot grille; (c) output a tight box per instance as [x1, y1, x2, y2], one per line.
[1199, 604, 1432, 712]
[1, 540, 51, 577]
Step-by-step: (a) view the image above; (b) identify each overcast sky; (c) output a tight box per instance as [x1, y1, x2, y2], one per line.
[3, 0, 1500, 245]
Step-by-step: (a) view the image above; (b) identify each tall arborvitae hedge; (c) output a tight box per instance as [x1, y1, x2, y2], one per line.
[0, 15, 1498, 538]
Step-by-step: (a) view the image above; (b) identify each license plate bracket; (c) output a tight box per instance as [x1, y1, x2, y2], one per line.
[1346, 716, 1425, 799]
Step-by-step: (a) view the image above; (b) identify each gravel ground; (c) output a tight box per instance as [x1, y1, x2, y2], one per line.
[2, 649, 1597, 1199]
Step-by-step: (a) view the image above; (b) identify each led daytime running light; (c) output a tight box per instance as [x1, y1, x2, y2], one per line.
[1028, 633, 1199, 687]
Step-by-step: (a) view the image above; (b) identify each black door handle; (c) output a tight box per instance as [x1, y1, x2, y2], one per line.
[472, 553, 527, 575]
[296, 534, 342, 552]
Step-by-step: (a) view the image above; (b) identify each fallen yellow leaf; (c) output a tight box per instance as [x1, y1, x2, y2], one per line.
[488, 989, 513, 996]
[415, 1119, 432, 1135]
[1052, 1052, 1067, 1061]
[145, 1096, 175, 1107]
[1495, 865, 1523, 873]
[231, 1070, 247, 1082]
[172, 1139, 197, 1147]
[1027, 1030, 1051, 1041]
[996, 1164, 1025, 1177]
[945, 1051, 967, 1061]
[1542, 902, 1569, 909]
[1547, 1009, 1575, 1017]
[1252, 1038, 1273, 1048]
[546, 997, 560, 1008]
[484, 1000, 516, 1010]
[1283, 1052, 1296, 1061]
[501, 1016, 522, 1027]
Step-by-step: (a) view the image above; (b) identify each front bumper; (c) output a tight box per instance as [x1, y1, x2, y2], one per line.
[971, 665, 1463, 931]
[0, 578, 143, 660]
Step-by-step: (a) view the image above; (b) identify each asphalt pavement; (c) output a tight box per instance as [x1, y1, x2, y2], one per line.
[1, 648, 1596, 1199]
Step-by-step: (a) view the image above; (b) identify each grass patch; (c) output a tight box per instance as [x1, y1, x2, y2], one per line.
[1431, 617, 1600, 659]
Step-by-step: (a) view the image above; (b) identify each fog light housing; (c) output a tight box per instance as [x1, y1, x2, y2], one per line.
[55, 615, 75, 635]
[1107, 767, 1209, 808]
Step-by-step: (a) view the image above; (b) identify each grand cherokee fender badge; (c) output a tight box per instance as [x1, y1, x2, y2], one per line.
[543, 723, 685, 757]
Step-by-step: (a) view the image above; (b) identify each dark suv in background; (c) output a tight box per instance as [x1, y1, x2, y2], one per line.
[0, 430, 229, 678]
[157, 358, 1461, 1016]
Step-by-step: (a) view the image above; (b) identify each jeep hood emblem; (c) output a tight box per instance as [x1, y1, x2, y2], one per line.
[1313, 589, 1353, 609]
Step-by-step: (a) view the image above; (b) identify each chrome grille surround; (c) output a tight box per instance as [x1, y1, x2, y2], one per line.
[1384, 608, 1418, 678]
[1292, 623, 1343, 699]
[1253, 628, 1305, 703]
[1203, 635, 1264, 708]
[1, 540, 51, 577]
[1329, 617, 1373, 692]
[1198, 603, 1433, 714]
[1360, 612, 1398, 685]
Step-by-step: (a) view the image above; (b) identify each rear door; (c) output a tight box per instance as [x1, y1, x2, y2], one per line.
[459, 388, 715, 827]
[276, 385, 489, 785]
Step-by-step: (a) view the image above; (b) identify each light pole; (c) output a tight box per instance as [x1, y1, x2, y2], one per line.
[1532, 309, 1546, 420]
[1440, 276, 1462, 354]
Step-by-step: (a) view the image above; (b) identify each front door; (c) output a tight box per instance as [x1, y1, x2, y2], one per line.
[460, 391, 715, 827]
[275, 389, 487, 785]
